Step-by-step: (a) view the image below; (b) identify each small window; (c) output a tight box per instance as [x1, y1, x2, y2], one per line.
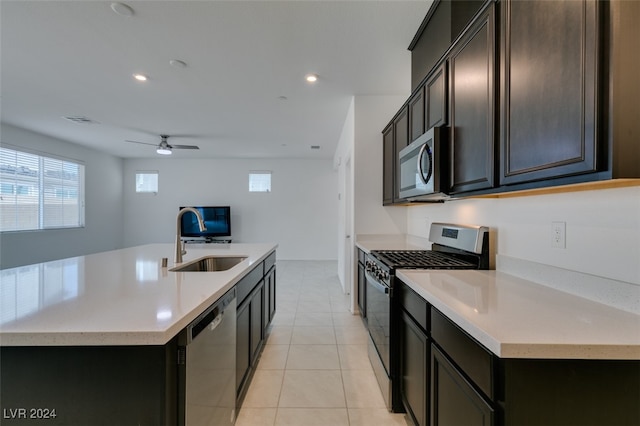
[136, 171, 158, 193]
[249, 171, 271, 192]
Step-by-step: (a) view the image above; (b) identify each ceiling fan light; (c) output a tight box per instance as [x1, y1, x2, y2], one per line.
[156, 147, 172, 155]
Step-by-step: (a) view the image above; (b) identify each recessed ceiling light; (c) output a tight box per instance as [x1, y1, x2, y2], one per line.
[133, 73, 148, 82]
[110, 2, 134, 17]
[305, 74, 318, 83]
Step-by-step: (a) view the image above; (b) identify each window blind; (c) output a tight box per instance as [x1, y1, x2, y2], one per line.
[0, 147, 84, 231]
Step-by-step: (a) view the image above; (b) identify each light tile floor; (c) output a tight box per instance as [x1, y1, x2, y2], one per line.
[235, 260, 410, 426]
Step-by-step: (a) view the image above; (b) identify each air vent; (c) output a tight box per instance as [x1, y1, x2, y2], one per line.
[311, 145, 321, 150]
[63, 116, 98, 125]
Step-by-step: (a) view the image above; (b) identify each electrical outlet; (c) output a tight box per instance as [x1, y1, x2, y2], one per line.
[551, 221, 566, 248]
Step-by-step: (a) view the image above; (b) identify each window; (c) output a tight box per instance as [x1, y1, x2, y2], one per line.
[135, 171, 159, 193]
[249, 171, 271, 192]
[0, 146, 85, 232]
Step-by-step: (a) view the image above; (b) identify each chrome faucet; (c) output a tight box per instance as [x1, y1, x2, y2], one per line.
[175, 207, 206, 263]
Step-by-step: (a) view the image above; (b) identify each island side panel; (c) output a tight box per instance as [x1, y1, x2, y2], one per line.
[1, 341, 178, 426]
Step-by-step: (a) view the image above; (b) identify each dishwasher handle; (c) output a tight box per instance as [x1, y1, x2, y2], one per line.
[188, 288, 236, 343]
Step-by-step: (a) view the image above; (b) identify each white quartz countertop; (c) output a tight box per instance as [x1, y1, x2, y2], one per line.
[0, 243, 277, 346]
[397, 269, 640, 360]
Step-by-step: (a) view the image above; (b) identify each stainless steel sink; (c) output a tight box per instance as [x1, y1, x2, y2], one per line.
[171, 256, 247, 272]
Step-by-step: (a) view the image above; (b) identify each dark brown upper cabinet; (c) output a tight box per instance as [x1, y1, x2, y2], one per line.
[382, 123, 395, 205]
[500, 0, 600, 186]
[425, 63, 447, 130]
[409, 0, 486, 91]
[409, 87, 425, 142]
[383, 106, 410, 205]
[447, 2, 496, 194]
[393, 107, 410, 203]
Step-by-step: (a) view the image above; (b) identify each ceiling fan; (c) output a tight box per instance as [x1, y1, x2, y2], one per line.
[125, 134, 199, 155]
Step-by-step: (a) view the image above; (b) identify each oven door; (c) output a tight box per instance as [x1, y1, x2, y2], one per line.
[365, 272, 391, 373]
[366, 270, 393, 410]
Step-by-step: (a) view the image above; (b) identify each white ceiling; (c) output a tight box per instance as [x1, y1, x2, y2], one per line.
[1, 1, 430, 159]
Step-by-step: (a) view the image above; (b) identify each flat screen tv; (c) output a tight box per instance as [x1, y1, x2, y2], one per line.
[180, 206, 231, 239]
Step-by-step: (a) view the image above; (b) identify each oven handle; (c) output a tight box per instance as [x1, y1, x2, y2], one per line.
[366, 273, 390, 297]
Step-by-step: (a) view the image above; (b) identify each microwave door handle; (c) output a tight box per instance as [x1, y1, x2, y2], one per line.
[417, 143, 433, 184]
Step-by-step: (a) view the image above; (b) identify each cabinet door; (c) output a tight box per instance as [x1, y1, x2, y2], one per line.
[448, 3, 496, 194]
[236, 301, 250, 395]
[357, 260, 366, 318]
[394, 107, 409, 203]
[250, 281, 264, 366]
[264, 266, 276, 325]
[400, 311, 429, 426]
[382, 124, 395, 205]
[431, 345, 494, 426]
[409, 87, 426, 142]
[426, 63, 447, 130]
[500, 0, 599, 185]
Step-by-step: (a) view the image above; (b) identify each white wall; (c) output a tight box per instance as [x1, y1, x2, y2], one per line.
[407, 186, 640, 285]
[353, 95, 408, 236]
[334, 98, 355, 288]
[123, 157, 338, 260]
[0, 124, 124, 269]
[334, 95, 410, 308]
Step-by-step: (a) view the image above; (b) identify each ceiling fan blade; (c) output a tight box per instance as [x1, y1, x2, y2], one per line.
[172, 144, 200, 150]
[125, 140, 158, 146]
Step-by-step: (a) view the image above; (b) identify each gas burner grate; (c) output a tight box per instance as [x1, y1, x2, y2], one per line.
[372, 250, 477, 269]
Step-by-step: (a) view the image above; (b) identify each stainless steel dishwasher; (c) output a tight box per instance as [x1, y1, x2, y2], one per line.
[178, 288, 237, 426]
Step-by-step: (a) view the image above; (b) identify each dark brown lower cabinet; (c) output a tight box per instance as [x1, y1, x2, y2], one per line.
[249, 281, 264, 366]
[264, 265, 276, 324]
[397, 282, 640, 426]
[237, 281, 265, 404]
[236, 300, 250, 397]
[499, 358, 640, 426]
[400, 310, 429, 426]
[236, 254, 277, 406]
[431, 345, 494, 426]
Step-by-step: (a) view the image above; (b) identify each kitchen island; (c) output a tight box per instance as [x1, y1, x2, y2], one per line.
[0, 243, 277, 425]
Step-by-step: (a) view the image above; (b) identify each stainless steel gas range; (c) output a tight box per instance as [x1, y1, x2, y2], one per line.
[365, 222, 490, 412]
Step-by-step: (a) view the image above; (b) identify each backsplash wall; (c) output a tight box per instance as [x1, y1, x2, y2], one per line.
[406, 186, 640, 285]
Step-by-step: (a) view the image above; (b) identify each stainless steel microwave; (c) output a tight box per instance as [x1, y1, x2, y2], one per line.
[398, 127, 448, 201]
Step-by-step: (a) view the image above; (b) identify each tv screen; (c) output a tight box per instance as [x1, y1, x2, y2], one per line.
[180, 206, 231, 238]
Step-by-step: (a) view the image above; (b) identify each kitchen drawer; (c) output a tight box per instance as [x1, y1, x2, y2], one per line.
[431, 308, 494, 399]
[237, 264, 264, 306]
[398, 281, 429, 331]
[264, 251, 276, 274]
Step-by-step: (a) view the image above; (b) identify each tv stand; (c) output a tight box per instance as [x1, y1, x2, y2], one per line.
[184, 238, 232, 244]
